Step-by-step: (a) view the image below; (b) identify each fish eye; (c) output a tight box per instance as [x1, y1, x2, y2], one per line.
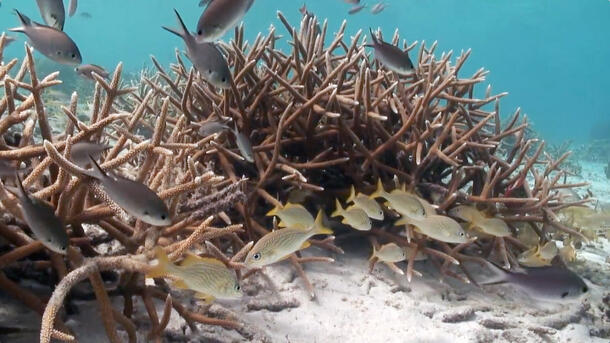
[561, 291, 569, 298]
[582, 286, 588, 293]
[221, 77, 226, 82]
[460, 232, 465, 236]
[56, 51, 62, 55]
[161, 214, 166, 220]
[198, 30, 202, 35]
[208, 69, 213, 74]
[253, 253, 261, 260]
[235, 284, 241, 291]
[71, 53, 76, 59]
[47, 238, 52, 243]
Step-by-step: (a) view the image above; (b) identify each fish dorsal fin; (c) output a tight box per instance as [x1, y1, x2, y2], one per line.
[87, 155, 108, 179]
[14, 172, 28, 200]
[346, 185, 356, 203]
[181, 253, 225, 267]
[283, 202, 304, 209]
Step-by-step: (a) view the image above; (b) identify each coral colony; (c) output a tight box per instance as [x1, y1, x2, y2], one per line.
[0, 11, 597, 342]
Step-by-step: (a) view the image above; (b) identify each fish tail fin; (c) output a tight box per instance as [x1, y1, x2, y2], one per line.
[87, 155, 107, 179]
[479, 260, 510, 286]
[395, 216, 411, 227]
[165, 9, 188, 38]
[266, 204, 281, 217]
[299, 4, 307, 15]
[147, 247, 170, 279]
[369, 27, 378, 45]
[346, 185, 356, 203]
[369, 245, 377, 261]
[313, 209, 333, 235]
[331, 199, 343, 218]
[9, 9, 30, 33]
[14, 172, 27, 199]
[370, 179, 386, 199]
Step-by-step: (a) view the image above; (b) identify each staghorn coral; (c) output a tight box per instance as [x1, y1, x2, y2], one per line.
[0, 10, 596, 342]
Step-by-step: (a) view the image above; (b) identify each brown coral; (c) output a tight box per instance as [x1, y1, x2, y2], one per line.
[0, 10, 592, 341]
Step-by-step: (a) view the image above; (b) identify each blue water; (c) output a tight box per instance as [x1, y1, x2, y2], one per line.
[1, 0, 608, 143]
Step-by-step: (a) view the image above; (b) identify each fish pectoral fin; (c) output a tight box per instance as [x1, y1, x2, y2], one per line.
[300, 241, 311, 250]
[173, 279, 188, 289]
[194, 293, 215, 303]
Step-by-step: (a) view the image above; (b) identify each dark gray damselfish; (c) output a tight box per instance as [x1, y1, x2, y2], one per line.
[86, 156, 172, 226]
[75, 64, 110, 81]
[198, 120, 231, 137]
[70, 141, 110, 168]
[367, 28, 414, 75]
[36, 0, 65, 30]
[232, 123, 254, 163]
[482, 261, 589, 301]
[196, 0, 254, 43]
[15, 174, 69, 255]
[9, 10, 82, 65]
[163, 9, 231, 89]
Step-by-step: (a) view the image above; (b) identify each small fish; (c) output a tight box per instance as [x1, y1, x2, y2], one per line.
[367, 28, 414, 75]
[331, 199, 371, 231]
[232, 124, 254, 163]
[348, 4, 366, 15]
[370, 179, 425, 220]
[299, 3, 313, 17]
[85, 156, 171, 226]
[75, 64, 109, 80]
[70, 141, 110, 168]
[266, 202, 314, 229]
[163, 9, 232, 89]
[196, 0, 255, 43]
[198, 120, 230, 137]
[36, 0, 65, 30]
[0, 160, 28, 177]
[79, 12, 92, 19]
[370, 2, 386, 14]
[346, 185, 384, 220]
[559, 241, 576, 262]
[397, 215, 469, 244]
[538, 241, 558, 260]
[449, 205, 511, 237]
[370, 243, 406, 263]
[515, 222, 540, 247]
[481, 261, 589, 301]
[244, 214, 333, 268]
[14, 173, 68, 254]
[517, 242, 558, 267]
[9, 10, 82, 65]
[147, 247, 241, 302]
[68, 0, 78, 17]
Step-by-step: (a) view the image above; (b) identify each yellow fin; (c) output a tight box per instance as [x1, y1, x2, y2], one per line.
[266, 204, 283, 217]
[313, 209, 333, 235]
[173, 279, 188, 289]
[395, 216, 410, 226]
[195, 293, 215, 303]
[331, 199, 343, 218]
[346, 185, 356, 203]
[370, 179, 385, 199]
[300, 241, 311, 250]
[146, 247, 169, 278]
[369, 245, 377, 261]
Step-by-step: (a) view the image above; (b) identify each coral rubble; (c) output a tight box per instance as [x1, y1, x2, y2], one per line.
[0, 10, 596, 341]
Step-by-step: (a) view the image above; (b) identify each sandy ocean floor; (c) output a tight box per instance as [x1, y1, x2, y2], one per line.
[0, 162, 608, 343]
